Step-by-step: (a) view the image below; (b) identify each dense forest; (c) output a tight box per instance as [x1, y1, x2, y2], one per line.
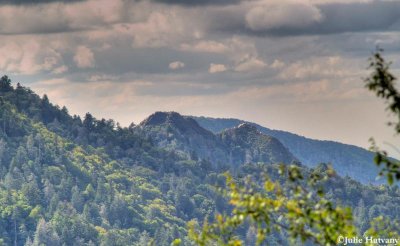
[0, 75, 399, 245]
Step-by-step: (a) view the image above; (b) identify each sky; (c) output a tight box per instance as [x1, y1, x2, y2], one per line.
[1, 0, 400, 156]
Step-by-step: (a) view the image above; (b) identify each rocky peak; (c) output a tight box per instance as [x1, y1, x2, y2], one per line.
[221, 123, 260, 138]
[139, 111, 181, 126]
[141, 112, 212, 136]
[137, 112, 227, 163]
[236, 123, 259, 133]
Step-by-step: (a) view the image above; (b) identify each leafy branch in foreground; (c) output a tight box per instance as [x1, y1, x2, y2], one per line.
[369, 138, 400, 185]
[188, 165, 356, 246]
[365, 49, 400, 184]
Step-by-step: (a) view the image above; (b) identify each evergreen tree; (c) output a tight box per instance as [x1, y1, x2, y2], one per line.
[0, 76, 13, 92]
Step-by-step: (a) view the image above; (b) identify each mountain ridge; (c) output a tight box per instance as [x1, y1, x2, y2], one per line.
[192, 116, 380, 184]
[136, 111, 296, 167]
[219, 122, 297, 166]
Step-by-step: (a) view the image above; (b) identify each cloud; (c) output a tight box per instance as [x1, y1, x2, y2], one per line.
[234, 56, 267, 72]
[52, 65, 68, 74]
[0, 0, 127, 35]
[153, 0, 241, 6]
[0, 0, 398, 37]
[74, 46, 95, 68]
[180, 40, 228, 53]
[0, 0, 83, 4]
[0, 39, 65, 74]
[310, 1, 400, 34]
[271, 59, 285, 69]
[88, 74, 120, 82]
[209, 63, 227, 73]
[245, 2, 323, 31]
[279, 56, 354, 81]
[169, 61, 185, 70]
[127, 9, 202, 49]
[206, 0, 400, 37]
[236, 80, 332, 102]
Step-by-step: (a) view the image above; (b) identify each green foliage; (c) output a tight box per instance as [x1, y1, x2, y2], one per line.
[0, 76, 13, 93]
[0, 81, 206, 245]
[188, 165, 356, 245]
[365, 48, 400, 132]
[365, 49, 400, 184]
[369, 138, 400, 185]
[365, 216, 400, 240]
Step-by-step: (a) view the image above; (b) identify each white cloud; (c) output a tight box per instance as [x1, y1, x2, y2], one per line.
[271, 59, 285, 69]
[129, 11, 197, 48]
[0, 0, 126, 35]
[234, 56, 267, 72]
[180, 40, 228, 53]
[279, 56, 354, 80]
[52, 65, 69, 74]
[209, 63, 227, 73]
[74, 46, 95, 68]
[0, 39, 64, 75]
[169, 61, 185, 70]
[245, 1, 323, 31]
[89, 74, 120, 82]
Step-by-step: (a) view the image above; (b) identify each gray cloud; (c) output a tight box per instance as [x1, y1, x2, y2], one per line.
[210, 1, 400, 36]
[278, 1, 400, 35]
[0, 0, 132, 35]
[0, 0, 83, 4]
[152, 0, 240, 6]
[1, 0, 398, 37]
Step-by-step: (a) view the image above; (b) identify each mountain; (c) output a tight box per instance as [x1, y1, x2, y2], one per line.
[137, 112, 296, 167]
[0, 76, 399, 245]
[137, 112, 228, 166]
[219, 123, 296, 166]
[193, 116, 380, 184]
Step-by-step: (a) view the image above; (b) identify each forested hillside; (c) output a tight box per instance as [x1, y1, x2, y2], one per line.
[136, 112, 296, 169]
[0, 76, 399, 245]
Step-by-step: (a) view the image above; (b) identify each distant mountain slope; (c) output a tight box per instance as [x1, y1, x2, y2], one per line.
[193, 116, 379, 184]
[220, 123, 296, 166]
[137, 112, 228, 165]
[137, 112, 296, 167]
